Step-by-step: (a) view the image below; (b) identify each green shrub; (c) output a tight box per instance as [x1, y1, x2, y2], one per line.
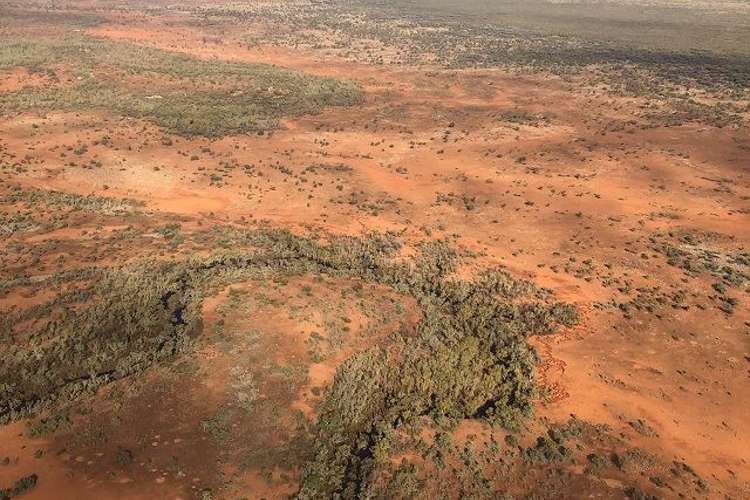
[1, 229, 578, 496]
[0, 36, 363, 137]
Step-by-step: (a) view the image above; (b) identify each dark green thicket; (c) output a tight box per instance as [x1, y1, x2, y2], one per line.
[1, 265, 203, 423]
[0, 473, 38, 500]
[0, 229, 577, 496]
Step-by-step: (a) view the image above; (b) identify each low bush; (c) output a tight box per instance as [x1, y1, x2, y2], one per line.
[1, 228, 577, 496]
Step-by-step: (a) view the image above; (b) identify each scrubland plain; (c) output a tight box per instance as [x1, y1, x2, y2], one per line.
[0, 1, 748, 499]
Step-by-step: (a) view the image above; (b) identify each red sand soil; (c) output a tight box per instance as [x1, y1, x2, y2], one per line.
[1, 5, 748, 499]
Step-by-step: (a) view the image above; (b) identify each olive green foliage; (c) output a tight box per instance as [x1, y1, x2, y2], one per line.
[650, 232, 749, 288]
[1, 229, 577, 496]
[0, 473, 38, 500]
[1, 187, 144, 215]
[0, 8, 101, 29]
[27, 412, 70, 438]
[0, 213, 38, 235]
[0, 187, 142, 236]
[649, 232, 748, 315]
[0, 35, 362, 136]
[1, 265, 203, 423]
[525, 430, 572, 465]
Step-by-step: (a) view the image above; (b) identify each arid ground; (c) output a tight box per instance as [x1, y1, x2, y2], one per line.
[1, 1, 749, 499]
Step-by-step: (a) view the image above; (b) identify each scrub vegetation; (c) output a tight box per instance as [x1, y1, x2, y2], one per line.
[2, 228, 575, 495]
[0, 35, 362, 136]
[1, 0, 747, 498]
